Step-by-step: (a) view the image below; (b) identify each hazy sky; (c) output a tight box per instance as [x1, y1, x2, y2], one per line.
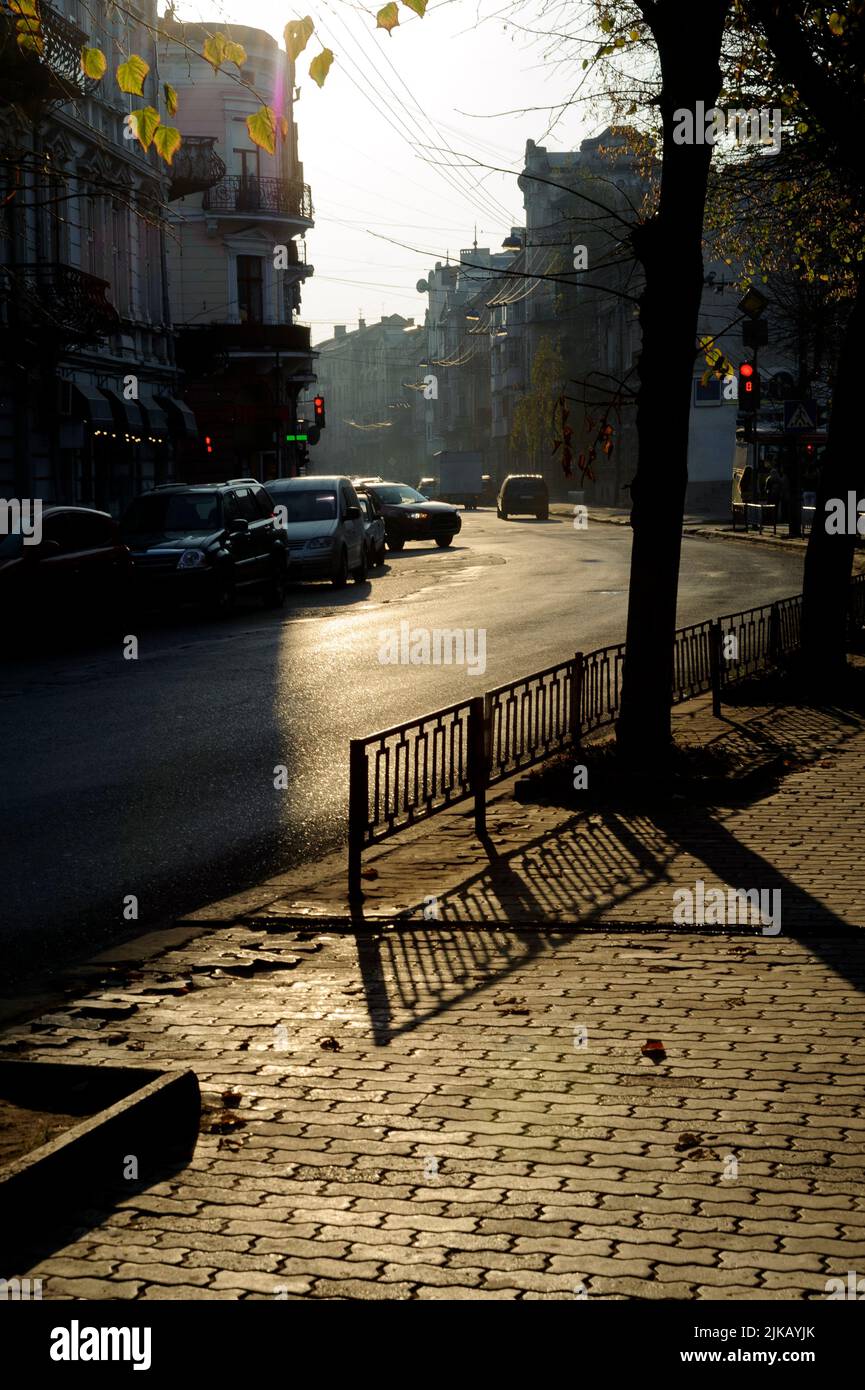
[174, 1, 597, 343]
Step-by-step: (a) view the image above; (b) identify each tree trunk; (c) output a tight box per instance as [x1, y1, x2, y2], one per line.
[615, 0, 730, 762]
[800, 268, 865, 679]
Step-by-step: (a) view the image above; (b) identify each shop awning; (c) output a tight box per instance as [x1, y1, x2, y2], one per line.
[156, 393, 198, 438]
[136, 384, 170, 436]
[98, 387, 147, 439]
[70, 379, 113, 425]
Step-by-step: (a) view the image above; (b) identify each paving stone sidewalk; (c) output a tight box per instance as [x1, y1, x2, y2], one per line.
[3, 686, 865, 1301]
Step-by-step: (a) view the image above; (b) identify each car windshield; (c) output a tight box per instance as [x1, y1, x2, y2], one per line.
[123, 492, 222, 534]
[371, 485, 427, 505]
[270, 489, 337, 522]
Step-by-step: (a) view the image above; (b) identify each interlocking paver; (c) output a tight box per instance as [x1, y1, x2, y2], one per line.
[5, 689, 865, 1301]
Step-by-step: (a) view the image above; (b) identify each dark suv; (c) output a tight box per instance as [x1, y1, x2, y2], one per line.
[358, 481, 461, 551]
[120, 480, 288, 613]
[497, 474, 549, 521]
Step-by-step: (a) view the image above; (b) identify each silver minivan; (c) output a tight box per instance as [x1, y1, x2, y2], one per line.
[267, 476, 367, 587]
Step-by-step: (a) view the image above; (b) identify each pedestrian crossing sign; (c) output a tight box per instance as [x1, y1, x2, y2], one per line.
[783, 400, 818, 433]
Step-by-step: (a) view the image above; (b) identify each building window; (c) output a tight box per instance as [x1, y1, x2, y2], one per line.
[237, 255, 264, 323]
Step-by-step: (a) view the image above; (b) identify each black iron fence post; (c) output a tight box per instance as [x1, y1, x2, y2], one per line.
[348, 738, 368, 903]
[769, 600, 781, 664]
[570, 651, 584, 744]
[470, 696, 489, 837]
[709, 621, 723, 718]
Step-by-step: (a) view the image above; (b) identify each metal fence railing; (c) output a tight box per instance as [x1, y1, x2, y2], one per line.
[348, 577, 865, 896]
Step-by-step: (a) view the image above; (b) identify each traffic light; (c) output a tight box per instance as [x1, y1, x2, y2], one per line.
[738, 362, 761, 412]
[313, 395, 326, 429]
[205, 435, 214, 455]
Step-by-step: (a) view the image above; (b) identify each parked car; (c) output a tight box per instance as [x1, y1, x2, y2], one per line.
[358, 492, 386, 568]
[497, 474, 549, 520]
[357, 481, 461, 551]
[1, 505, 133, 641]
[120, 480, 288, 613]
[267, 475, 367, 587]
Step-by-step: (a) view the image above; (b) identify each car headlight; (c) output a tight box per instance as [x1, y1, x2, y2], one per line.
[407, 511, 426, 520]
[177, 549, 207, 569]
[305, 537, 333, 551]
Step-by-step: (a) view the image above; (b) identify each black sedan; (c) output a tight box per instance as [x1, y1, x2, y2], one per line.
[359, 482, 462, 551]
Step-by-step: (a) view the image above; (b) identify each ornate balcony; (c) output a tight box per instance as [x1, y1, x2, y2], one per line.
[175, 322, 312, 375]
[203, 175, 313, 224]
[2, 263, 120, 345]
[0, 1, 99, 108]
[168, 136, 227, 201]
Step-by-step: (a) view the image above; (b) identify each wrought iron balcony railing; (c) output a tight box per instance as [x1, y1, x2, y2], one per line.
[175, 321, 312, 375]
[2, 262, 120, 344]
[0, 1, 99, 106]
[168, 136, 227, 201]
[203, 175, 313, 223]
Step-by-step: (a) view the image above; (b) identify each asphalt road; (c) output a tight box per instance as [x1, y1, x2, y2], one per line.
[0, 511, 804, 974]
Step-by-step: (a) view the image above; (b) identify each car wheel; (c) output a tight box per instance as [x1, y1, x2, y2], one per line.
[207, 576, 236, 616]
[537, 509, 549, 521]
[352, 547, 368, 584]
[331, 547, 349, 588]
[435, 537, 453, 548]
[375, 542, 386, 567]
[501, 510, 509, 521]
[388, 536, 405, 551]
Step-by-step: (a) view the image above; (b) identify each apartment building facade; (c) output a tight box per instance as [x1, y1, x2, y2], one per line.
[311, 316, 425, 480]
[159, 19, 315, 482]
[0, 0, 190, 514]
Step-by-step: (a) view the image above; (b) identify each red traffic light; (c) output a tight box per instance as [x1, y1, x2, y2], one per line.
[313, 395, 324, 416]
[205, 435, 213, 454]
[739, 363, 754, 378]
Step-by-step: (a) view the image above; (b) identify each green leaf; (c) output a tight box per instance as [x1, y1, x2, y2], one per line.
[309, 48, 334, 88]
[127, 105, 161, 152]
[81, 46, 107, 80]
[222, 40, 246, 67]
[284, 17, 314, 62]
[401, 0, 427, 15]
[163, 81, 178, 116]
[153, 125, 182, 165]
[600, 15, 613, 33]
[202, 33, 228, 70]
[376, 3, 399, 35]
[247, 105, 277, 156]
[116, 54, 149, 96]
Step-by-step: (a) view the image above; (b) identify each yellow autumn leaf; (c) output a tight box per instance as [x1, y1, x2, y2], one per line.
[222, 41, 247, 67]
[279, 115, 289, 140]
[309, 48, 334, 88]
[81, 46, 107, 80]
[376, 3, 399, 35]
[153, 125, 182, 165]
[401, 0, 427, 15]
[202, 33, 228, 70]
[127, 105, 161, 152]
[16, 28, 44, 56]
[247, 105, 277, 156]
[163, 82, 178, 116]
[9, 0, 39, 16]
[284, 17, 314, 61]
[116, 54, 149, 96]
